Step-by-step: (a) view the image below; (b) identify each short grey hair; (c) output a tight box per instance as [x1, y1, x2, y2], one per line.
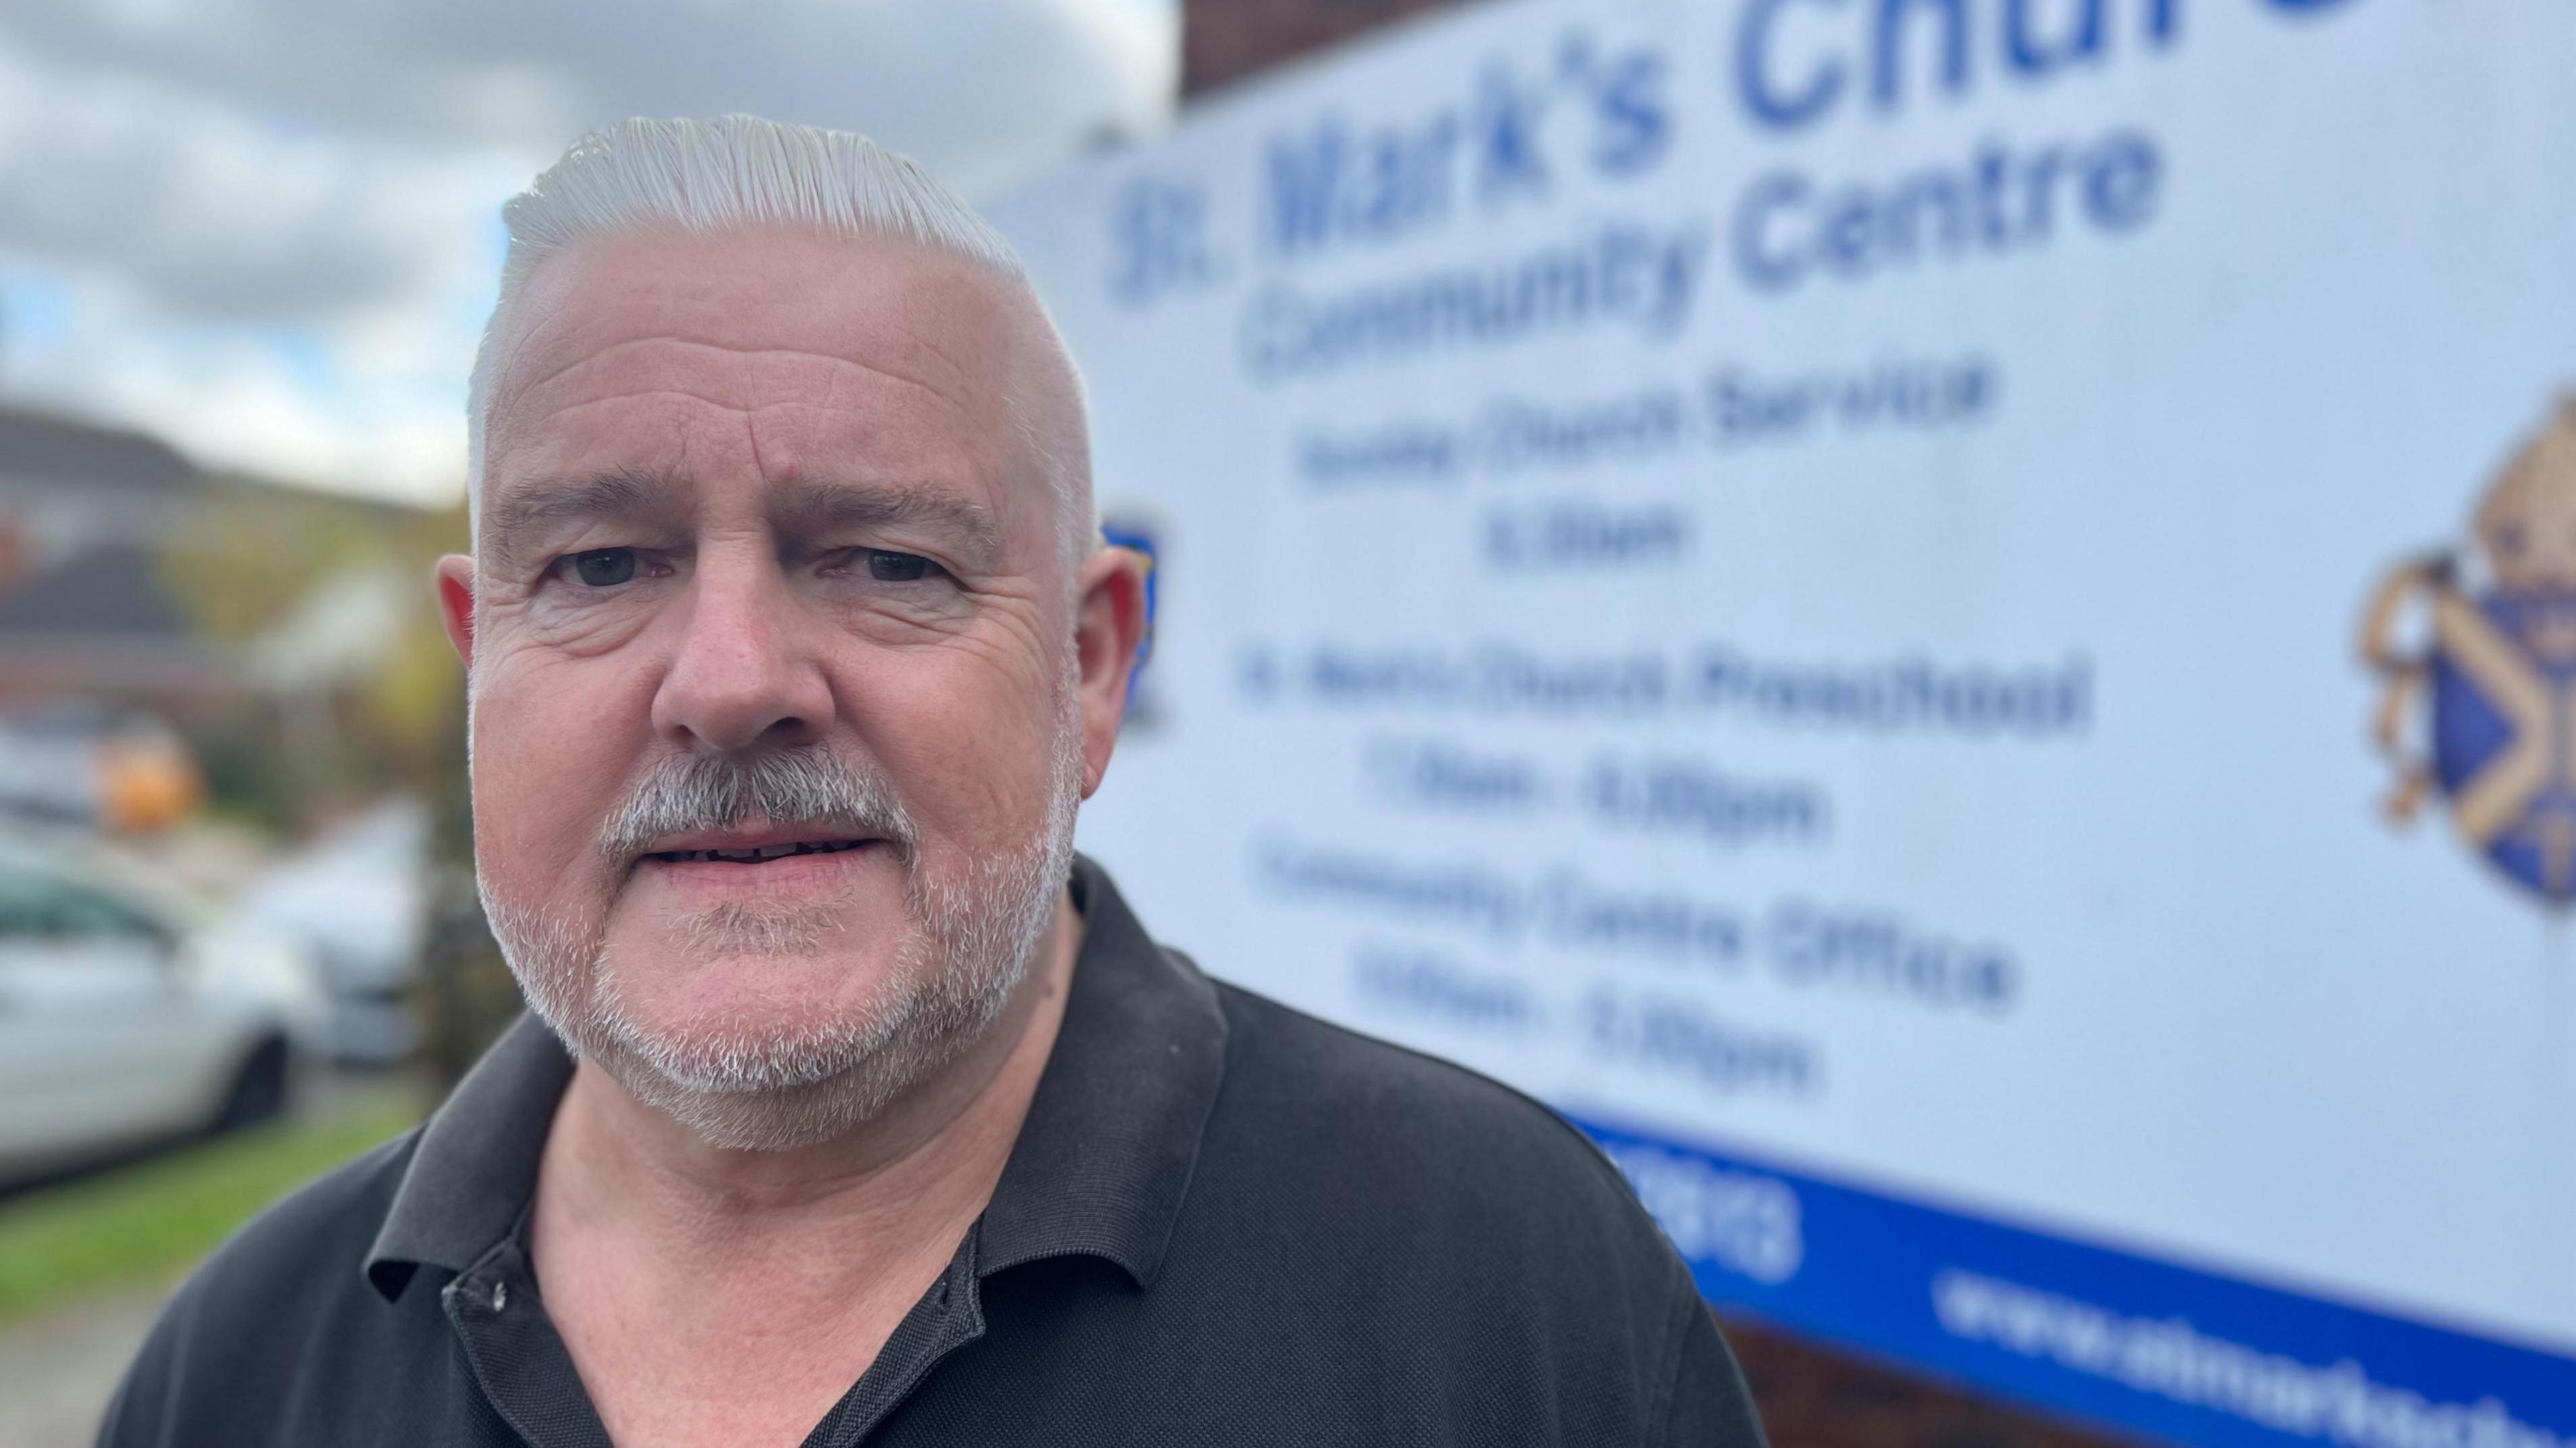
[467, 115, 1095, 567]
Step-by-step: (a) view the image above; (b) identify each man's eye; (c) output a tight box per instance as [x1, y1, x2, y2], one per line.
[570, 549, 639, 587]
[867, 551, 934, 582]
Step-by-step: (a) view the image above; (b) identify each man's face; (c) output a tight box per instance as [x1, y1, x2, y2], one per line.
[445, 229, 1127, 1146]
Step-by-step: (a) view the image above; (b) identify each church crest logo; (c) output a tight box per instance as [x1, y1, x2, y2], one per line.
[2364, 398, 2576, 907]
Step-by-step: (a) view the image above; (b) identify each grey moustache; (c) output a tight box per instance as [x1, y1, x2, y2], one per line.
[600, 748, 919, 865]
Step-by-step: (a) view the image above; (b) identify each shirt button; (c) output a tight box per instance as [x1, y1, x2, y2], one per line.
[492, 1281, 508, 1313]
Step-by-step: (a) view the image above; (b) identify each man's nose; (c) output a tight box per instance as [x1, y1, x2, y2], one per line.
[650, 552, 835, 755]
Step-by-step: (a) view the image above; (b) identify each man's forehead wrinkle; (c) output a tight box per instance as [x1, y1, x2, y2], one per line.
[504, 224, 1014, 374]
[481, 273, 581, 435]
[509, 341, 989, 441]
[886, 312, 990, 417]
[743, 392, 773, 497]
[508, 387, 992, 483]
[888, 291, 1077, 539]
[488, 374, 1000, 511]
[511, 335, 964, 410]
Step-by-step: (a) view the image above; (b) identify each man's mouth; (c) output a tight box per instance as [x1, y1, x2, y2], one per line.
[643, 838, 875, 865]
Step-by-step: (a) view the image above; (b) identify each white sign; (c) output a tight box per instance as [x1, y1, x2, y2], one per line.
[991, 1, 2576, 1441]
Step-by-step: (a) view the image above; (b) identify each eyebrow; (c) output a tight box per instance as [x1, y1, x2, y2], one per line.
[482, 467, 686, 573]
[480, 467, 1008, 573]
[769, 478, 1006, 568]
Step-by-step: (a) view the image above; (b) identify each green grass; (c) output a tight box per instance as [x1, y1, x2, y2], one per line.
[0, 1097, 423, 1324]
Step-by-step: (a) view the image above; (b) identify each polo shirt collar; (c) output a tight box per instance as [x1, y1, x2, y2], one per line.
[364, 1009, 569, 1299]
[977, 856, 1227, 1286]
[362, 855, 1229, 1301]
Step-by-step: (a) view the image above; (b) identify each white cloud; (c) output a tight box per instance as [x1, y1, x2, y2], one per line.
[0, 38, 531, 321]
[0, 0, 1174, 190]
[1, 264, 476, 506]
[0, 0, 1178, 503]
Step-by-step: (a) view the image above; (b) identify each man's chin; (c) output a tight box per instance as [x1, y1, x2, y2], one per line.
[605, 963, 904, 1039]
[590, 993, 902, 1089]
[645, 896, 863, 968]
[594, 916, 911, 1044]
[601, 1058, 890, 1152]
[501, 824, 1068, 1150]
[573, 1014, 907, 1150]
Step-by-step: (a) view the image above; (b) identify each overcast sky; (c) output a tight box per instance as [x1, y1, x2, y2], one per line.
[0, 0, 1177, 506]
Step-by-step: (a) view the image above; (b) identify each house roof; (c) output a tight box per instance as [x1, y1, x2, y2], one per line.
[0, 406, 199, 498]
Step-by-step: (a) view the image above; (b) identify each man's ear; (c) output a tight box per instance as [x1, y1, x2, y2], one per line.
[1072, 545, 1151, 799]
[435, 554, 477, 669]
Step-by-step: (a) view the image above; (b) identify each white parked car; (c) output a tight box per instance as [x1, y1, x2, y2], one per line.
[0, 836, 326, 1185]
[239, 798, 431, 1064]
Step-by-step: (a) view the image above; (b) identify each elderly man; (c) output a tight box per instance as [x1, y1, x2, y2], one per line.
[101, 117, 1765, 1448]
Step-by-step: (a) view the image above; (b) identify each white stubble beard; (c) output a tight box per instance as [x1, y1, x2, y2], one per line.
[476, 673, 1089, 1152]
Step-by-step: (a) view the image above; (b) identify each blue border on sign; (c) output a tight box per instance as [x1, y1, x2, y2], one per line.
[1568, 1113, 2576, 1448]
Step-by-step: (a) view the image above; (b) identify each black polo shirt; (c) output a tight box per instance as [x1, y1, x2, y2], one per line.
[101, 858, 1764, 1447]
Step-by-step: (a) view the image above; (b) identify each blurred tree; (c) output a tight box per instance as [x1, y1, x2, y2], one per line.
[158, 485, 520, 1087]
[156, 484, 464, 836]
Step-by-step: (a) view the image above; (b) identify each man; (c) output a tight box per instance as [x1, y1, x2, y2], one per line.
[101, 116, 1765, 1447]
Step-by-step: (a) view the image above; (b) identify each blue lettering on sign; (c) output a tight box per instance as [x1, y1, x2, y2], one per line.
[2006, 0, 2106, 73]
[1732, 130, 2161, 294]
[1252, 32, 1674, 264]
[1366, 737, 1547, 813]
[1106, 176, 1216, 309]
[1353, 944, 1538, 1033]
[1691, 645, 2092, 736]
[1560, 35, 1672, 176]
[1582, 755, 1830, 848]
[1599, 1139, 1805, 1287]
[1202, 0, 2383, 317]
[1480, 387, 1688, 471]
[1872, 0, 1974, 110]
[1543, 871, 1749, 970]
[1705, 353, 2000, 445]
[1737, 0, 1848, 131]
[1733, 172, 1813, 290]
[1260, 112, 1461, 259]
[1763, 897, 2017, 1010]
[1296, 419, 1463, 490]
[1240, 221, 1709, 382]
[1584, 987, 1825, 1098]
[1734, 0, 2188, 133]
[1484, 501, 1690, 573]
[1472, 64, 1554, 203]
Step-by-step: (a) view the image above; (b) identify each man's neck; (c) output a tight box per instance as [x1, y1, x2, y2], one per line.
[525, 891, 1081, 1394]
